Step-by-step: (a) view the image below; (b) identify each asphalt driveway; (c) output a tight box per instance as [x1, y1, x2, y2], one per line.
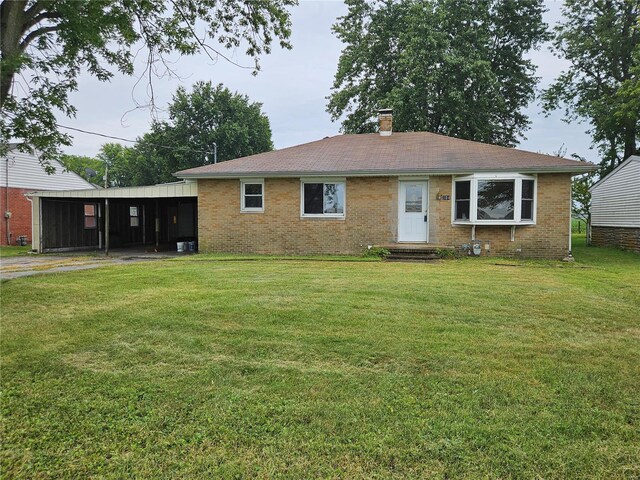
[0, 249, 186, 280]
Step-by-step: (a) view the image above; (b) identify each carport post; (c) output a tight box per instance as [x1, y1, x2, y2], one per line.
[155, 199, 159, 249]
[98, 202, 102, 250]
[105, 198, 110, 256]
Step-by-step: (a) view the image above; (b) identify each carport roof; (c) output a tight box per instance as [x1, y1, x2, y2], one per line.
[26, 181, 197, 198]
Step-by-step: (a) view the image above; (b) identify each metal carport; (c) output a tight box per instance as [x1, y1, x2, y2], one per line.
[27, 181, 198, 253]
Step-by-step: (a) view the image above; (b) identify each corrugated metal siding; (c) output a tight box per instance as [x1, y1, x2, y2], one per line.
[27, 181, 198, 198]
[1, 151, 95, 190]
[591, 158, 640, 227]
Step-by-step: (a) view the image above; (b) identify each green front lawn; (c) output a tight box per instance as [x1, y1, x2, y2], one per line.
[0, 245, 32, 258]
[1, 240, 639, 478]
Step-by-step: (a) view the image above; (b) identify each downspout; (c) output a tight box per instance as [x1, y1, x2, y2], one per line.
[5, 157, 10, 245]
[104, 166, 109, 255]
[568, 182, 573, 257]
[26, 194, 32, 248]
[563, 180, 574, 262]
[39, 197, 43, 253]
[105, 198, 110, 256]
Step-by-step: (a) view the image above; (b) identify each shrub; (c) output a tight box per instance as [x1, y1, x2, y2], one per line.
[435, 247, 458, 259]
[362, 246, 390, 259]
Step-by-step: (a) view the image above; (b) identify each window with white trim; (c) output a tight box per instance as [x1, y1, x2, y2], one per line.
[452, 174, 536, 224]
[241, 180, 264, 212]
[301, 181, 345, 217]
[520, 179, 535, 221]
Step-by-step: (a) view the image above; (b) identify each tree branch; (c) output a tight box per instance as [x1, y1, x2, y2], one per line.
[23, 11, 62, 32]
[168, 0, 253, 70]
[23, 0, 46, 22]
[19, 24, 58, 51]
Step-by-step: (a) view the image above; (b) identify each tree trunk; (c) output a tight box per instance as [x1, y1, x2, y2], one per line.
[623, 123, 637, 161]
[0, 0, 27, 107]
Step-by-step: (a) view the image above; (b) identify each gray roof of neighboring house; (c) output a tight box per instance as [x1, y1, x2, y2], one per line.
[175, 131, 598, 179]
[1, 149, 95, 190]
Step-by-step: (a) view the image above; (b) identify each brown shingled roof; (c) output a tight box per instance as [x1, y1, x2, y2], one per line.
[174, 132, 597, 178]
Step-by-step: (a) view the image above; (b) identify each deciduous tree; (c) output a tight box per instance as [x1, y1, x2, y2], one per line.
[542, 0, 639, 175]
[0, 0, 294, 166]
[127, 81, 273, 185]
[59, 153, 105, 185]
[327, 0, 549, 147]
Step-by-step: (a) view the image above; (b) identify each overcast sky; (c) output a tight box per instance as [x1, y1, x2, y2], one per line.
[58, 0, 597, 163]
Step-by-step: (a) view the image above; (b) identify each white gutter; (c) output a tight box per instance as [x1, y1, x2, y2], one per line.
[568, 182, 573, 258]
[175, 166, 598, 180]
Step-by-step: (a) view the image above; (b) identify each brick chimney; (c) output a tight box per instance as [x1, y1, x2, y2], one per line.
[378, 108, 393, 136]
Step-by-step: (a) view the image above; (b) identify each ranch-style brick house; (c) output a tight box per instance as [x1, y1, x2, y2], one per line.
[176, 110, 596, 259]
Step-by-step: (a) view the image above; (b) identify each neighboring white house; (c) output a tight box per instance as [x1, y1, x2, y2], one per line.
[590, 155, 640, 252]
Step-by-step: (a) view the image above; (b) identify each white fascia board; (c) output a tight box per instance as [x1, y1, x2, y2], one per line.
[176, 166, 596, 180]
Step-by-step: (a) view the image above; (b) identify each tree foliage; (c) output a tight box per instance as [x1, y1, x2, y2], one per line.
[542, 0, 640, 176]
[59, 153, 105, 185]
[94, 82, 273, 186]
[131, 81, 273, 185]
[327, 0, 549, 147]
[572, 173, 595, 221]
[0, 0, 295, 166]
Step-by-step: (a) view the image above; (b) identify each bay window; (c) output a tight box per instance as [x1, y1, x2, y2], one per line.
[477, 180, 514, 220]
[301, 180, 345, 217]
[452, 174, 536, 224]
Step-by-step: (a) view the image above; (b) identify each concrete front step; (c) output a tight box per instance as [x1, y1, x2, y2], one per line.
[380, 244, 454, 262]
[387, 253, 440, 260]
[387, 248, 438, 256]
[386, 257, 440, 263]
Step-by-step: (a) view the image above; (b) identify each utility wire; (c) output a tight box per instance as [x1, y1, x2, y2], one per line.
[56, 123, 214, 156]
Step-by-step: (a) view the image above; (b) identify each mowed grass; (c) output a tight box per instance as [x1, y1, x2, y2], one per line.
[0, 245, 32, 258]
[1, 240, 639, 478]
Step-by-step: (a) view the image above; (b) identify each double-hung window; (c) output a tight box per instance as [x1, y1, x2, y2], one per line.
[452, 174, 536, 224]
[241, 179, 264, 212]
[301, 180, 346, 218]
[520, 179, 535, 221]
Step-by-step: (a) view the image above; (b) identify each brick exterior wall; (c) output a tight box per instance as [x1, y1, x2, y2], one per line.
[197, 173, 572, 259]
[428, 173, 572, 259]
[591, 226, 640, 253]
[0, 187, 32, 246]
[198, 177, 397, 255]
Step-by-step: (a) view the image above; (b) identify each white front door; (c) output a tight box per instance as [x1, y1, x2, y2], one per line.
[398, 181, 429, 242]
